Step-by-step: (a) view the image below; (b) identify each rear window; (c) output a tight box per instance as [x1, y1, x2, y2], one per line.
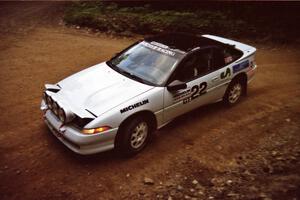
[223, 46, 243, 65]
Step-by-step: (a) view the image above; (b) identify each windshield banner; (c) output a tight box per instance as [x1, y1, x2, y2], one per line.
[141, 41, 176, 56]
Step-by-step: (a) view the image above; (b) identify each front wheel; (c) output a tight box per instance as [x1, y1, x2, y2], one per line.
[116, 117, 152, 156]
[223, 80, 244, 106]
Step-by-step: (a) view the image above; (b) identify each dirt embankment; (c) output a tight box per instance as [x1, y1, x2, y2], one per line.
[0, 2, 300, 200]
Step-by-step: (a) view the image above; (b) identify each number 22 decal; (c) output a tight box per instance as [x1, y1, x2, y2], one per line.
[183, 82, 207, 104]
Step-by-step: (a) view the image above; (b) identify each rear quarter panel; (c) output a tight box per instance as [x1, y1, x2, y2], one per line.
[231, 48, 257, 82]
[203, 34, 257, 82]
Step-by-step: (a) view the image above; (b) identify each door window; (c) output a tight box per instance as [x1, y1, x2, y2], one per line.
[169, 46, 241, 84]
[211, 47, 225, 70]
[172, 49, 212, 82]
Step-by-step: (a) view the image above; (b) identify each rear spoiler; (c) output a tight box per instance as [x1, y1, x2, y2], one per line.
[202, 34, 256, 52]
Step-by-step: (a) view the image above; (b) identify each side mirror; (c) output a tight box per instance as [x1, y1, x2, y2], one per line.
[167, 80, 187, 92]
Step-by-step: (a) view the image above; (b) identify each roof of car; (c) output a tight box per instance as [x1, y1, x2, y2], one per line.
[145, 33, 220, 53]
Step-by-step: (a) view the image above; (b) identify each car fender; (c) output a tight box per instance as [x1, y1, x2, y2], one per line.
[85, 87, 165, 129]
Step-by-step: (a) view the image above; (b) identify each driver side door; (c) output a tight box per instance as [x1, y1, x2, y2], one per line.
[163, 48, 225, 122]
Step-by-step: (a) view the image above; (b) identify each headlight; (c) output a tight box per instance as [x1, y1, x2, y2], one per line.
[58, 107, 66, 123]
[43, 92, 48, 102]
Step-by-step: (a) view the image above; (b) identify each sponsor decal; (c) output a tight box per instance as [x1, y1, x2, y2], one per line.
[172, 82, 208, 104]
[220, 68, 231, 79]
[183, 82, 207, 104]
[233, 60, 249, 73]
[141, 41, 175, 56]
[120, 99, 149, 114]
[173, 89, 191, 103]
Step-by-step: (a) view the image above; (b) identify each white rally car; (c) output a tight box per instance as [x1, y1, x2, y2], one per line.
[41, 33, 257, 155]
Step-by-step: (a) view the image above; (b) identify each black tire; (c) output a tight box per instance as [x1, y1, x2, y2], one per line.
[223, 79, 245, 106]
[116, 117, 152, 156]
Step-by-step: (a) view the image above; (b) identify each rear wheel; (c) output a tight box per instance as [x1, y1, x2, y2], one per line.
[224, 79, 245, 106]
[116, 117, 152, 156]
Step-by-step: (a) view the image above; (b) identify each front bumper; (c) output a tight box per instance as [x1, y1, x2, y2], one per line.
[43, 109, 118, 155]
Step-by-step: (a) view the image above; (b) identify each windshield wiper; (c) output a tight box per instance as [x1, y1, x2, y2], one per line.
[118, 68, 147, 84]
[107, 61, 152, 85]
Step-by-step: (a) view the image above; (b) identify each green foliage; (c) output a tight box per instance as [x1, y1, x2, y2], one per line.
[63, 2, 299, 42]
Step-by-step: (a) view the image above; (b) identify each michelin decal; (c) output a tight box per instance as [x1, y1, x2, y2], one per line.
[120, 99, 149, 114]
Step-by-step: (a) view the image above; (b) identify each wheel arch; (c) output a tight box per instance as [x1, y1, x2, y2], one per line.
[114, 110, 157, 147]
[232, 72, 248, 95]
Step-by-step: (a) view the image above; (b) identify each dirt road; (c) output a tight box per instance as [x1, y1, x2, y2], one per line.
[0, 2, 300, 200]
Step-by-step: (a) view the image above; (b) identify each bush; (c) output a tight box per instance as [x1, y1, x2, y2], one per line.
[63, 2, 300, 42]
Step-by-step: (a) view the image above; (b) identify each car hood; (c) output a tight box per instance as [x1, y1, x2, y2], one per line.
[56, 62, 154, 117]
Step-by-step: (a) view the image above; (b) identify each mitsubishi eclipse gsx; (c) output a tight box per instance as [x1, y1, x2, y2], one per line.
[41, 33, 257, 156]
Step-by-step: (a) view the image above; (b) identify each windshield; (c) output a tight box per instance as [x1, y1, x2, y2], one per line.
[108, 41, 182, 85]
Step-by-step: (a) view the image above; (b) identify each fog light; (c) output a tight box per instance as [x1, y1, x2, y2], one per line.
[47, 96, 53, 109]
[43, 92, 48, 102]
[82, 126, 111, 134]
[53, 102, 59, 115]
[58, 108, 66, 123]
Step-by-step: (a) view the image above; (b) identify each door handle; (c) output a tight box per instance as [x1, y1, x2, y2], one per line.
[211, 76, 219, 82]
